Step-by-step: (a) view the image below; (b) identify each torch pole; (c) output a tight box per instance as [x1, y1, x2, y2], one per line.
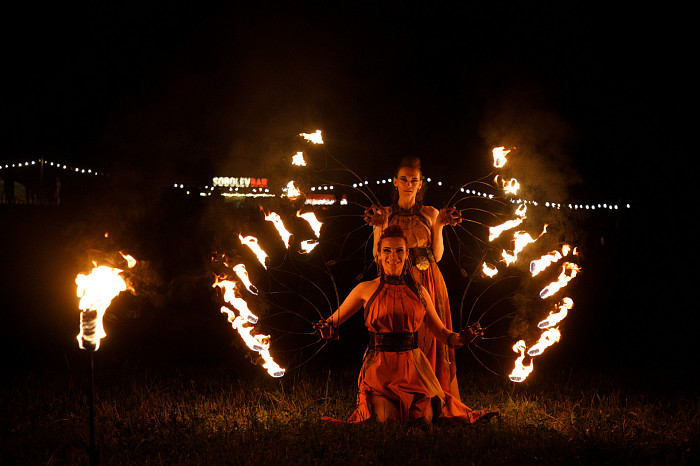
[88, 349, 99, 466]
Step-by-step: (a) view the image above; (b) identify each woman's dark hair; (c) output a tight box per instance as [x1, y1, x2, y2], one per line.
[378, 224, 407, 246]
[392, 156, 427, 205]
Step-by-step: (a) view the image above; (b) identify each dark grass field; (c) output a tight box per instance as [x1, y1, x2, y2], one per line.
[2, 188, 697, 465]
[2, 361, 699, 465]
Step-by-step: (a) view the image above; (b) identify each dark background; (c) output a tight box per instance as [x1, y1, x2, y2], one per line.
[1, 3, 693, 387]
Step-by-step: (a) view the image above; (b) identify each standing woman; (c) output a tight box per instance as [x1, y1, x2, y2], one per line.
[364, 157, 464, 402]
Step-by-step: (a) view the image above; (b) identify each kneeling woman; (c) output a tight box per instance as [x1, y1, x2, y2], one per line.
[316, 225, 496, 424]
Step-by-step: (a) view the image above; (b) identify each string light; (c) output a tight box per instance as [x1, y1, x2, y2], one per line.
[0, 159, 103, 176]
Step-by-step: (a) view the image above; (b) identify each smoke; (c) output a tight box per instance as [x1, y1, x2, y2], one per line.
[477, 82, 588, 344]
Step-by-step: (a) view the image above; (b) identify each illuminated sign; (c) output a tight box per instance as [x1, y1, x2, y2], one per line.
[305, 194, 348, 206]
[213, 177, 268, 189]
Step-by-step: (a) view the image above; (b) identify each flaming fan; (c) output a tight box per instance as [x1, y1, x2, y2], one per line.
[211, 131, 348, 376]
[443, 147, 582, 382]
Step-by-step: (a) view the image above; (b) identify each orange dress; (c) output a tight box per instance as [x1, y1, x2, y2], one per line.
[387, 205, 460, 400]
[346, 278, 485, 423]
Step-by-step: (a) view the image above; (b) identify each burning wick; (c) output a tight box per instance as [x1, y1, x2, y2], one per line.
[538, 297, 573, 329]
[232, 263, 258, 295]
[75, 256, 135, 351]
[297, 210, 323, 254]
[264, 211, 293, 248]
[539, 262, 581, 299]
[297, 211, 323, 238]
[239, 235, 269, 269]
[509, 340, 533, 382]
[482, 262, 499, 277]
[489, 216, 525, 242]
[285, 180, 302, 200]
[292, 151, 307, 166]
[215, 277, 285, 378]
[299, 130, 324, 144]
[526, 328, 561, 356]
[492, 146, 512, 168]
[300, 239, 319, 254]
[495, 176, 520, 195]
[213, 278, 259, 324]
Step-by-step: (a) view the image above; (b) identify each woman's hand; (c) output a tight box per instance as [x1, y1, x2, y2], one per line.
[459, 322, 483, 345]
[364, 204, 386, 227]
[438, 206, 463, 226]
[314, 319, 339, 340]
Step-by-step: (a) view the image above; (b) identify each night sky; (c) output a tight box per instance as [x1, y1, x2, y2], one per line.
[2, 3, 694, 374]
[4, 2, 689, 199]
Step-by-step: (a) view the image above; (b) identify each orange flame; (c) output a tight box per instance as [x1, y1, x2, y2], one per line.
[496, 176, 520, 195]
[285, 181, 302, 200]
[220, 312, 285, 377]
[489, 218, 525, 242]
[299, 130, 324, 144]
[492, 146, 511, 168]
[216, 276, 285, 378]
[232, 263, 258, 295]
[264, 211, 292, 248]
[539, 262, 581, 299]
[75, 259, 135, 351]
[300, 239, 320, 254]
[538, 297, 573, 329]
[297, 211, 323, 238]
[509, 340, 534, 382]
[482, 262, 499, 277]
[213, 278, 259, 324]
[292, 151, 307, 166]
[526, 328, 561, 356]
[239, 235, 269, 269]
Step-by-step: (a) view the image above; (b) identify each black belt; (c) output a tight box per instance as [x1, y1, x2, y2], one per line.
[368, 331, 418, 352]
[409, 247, 434, 271]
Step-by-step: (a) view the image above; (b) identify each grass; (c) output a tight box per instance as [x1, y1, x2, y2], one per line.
[2, 362, 699, 465]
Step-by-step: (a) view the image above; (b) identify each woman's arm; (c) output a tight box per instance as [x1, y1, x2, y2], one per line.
[421, 284, 456, 345]
[429, 206, 462, 263]
[324, 280, 377, 328]
[426, 206, 445, 262]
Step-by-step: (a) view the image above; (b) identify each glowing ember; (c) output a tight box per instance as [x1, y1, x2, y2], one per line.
[76, 262, 134, 351]
[539, 262, 581, 299]
[297, 211, 323, 238]
[509, 340, 533, 382]
[482, 262, 499, 277]
[538, 297, 573, 329]
[299, 130, 324, 144]
[526, 328, 561, 356]
[292, 151, 307, 166]
[492, 146, 511, 168]
[264, 211, 293, 247]
[239, 235, 269, 269]
[232, 263, 258, 295]
[285, 181, 302, 200]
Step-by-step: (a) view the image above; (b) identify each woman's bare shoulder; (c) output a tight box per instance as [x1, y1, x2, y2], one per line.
[353, 277, 381, 299]
[420, 205, 439, 222]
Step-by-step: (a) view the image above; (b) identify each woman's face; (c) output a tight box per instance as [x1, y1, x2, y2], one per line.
[393, 167, 422, 203]
[379, 236, 407, 276]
